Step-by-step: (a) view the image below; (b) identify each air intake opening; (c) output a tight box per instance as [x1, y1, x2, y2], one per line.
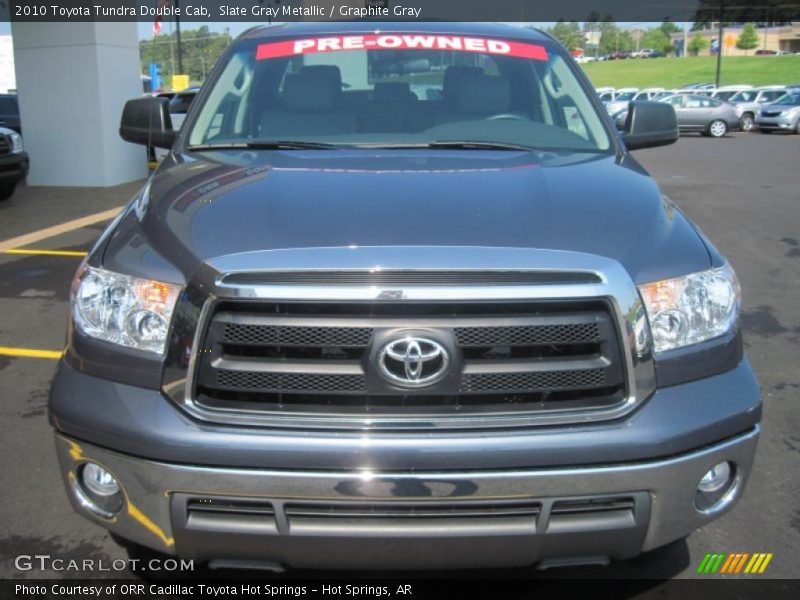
[185, 498, 277, 534]
[547, 497, 636, 533]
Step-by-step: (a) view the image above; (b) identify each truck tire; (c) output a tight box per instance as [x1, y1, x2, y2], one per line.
[0, 183, 16, 201]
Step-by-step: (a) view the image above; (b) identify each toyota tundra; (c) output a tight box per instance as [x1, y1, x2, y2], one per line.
[50, 23, 760, 571]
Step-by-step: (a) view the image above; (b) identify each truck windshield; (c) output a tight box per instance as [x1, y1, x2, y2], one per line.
[188, 33, 611, 152]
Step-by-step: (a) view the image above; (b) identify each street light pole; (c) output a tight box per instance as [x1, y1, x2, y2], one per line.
[714, 1, 724, 87]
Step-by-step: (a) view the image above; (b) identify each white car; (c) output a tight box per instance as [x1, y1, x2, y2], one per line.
[711, 85, 753, 102]
[595, 87, 615, 103]
[605, 87, 639, 114]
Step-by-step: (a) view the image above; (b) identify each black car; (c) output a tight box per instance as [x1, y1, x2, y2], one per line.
[0, 94, 21, 134]
[0, 125, 28, 200]
[51, 22, 759, 571]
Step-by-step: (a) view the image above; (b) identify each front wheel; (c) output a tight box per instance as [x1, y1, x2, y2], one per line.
[740, 113, 754, 132]
[708, 119, 728, 138]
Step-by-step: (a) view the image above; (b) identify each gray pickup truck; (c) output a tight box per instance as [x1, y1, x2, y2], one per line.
[50, 23, 760, 571]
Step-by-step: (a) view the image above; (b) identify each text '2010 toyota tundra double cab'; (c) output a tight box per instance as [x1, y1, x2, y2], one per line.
[50, 23, 760, 571]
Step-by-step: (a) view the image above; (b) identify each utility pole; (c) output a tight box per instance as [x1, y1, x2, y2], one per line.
[682, 0, 690, 57]
[174, 0, 183, 74]
[715, 1, 724, 87]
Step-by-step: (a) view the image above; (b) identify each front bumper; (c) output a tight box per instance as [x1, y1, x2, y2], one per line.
[0, 151, 28, 182]
[755, 115, 797, 130]
[55, 427, 759, 570]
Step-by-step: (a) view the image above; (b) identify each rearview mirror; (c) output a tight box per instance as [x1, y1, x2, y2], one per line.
[621, 101, 678, 150]
[119, 97, 176, 150]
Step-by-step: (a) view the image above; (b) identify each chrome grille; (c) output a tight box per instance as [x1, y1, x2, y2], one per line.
[192, 298, 626, 428]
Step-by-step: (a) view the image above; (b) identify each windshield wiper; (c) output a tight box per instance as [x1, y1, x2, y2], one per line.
[427, 140, 536, 151]
[354, 141, 535, 151]
[188, 140, 342, 151]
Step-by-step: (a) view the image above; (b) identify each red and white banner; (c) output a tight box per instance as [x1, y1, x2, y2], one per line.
[256, 35, 548, 61]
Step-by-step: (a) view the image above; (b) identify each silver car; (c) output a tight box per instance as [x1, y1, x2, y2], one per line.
[755, 91, 800, 134]
[658, 94, 741, 137]
[728, 87, 787, 132]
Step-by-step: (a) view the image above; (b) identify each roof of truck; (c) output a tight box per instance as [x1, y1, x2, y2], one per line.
[240, 22, 552, 43]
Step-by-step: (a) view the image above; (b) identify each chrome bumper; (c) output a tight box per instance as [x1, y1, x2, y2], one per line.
[55, 427, 758, 570]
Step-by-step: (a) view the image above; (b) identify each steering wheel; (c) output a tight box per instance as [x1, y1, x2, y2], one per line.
[486, 113, 526, 121]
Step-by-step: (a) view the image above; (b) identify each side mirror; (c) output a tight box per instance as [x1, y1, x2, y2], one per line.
[621, 101, 678, 150]
[119, 97, 176, 149]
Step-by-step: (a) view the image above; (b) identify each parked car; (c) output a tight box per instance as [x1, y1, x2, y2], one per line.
[616, 94, 741, 137]
[755, 91, 800, 133]
[632, 87, 666, 101]
[609, 50, 631, 60]
[607, 88, 664, 115]
[53, 22, 758, 572]
[595, 86, 616, 103]
[0, 125, 29, 200]
[0, 94, 21, 134]
[729, 86, 788, 131]
[711, 85, 753, 102]
[631, 48, 661, 58]
[660, 94, 741, 137]
[605, 87, 639, 114]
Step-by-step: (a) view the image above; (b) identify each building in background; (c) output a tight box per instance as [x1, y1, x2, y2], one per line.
[672, 23, 800, 56]
[0, 35, 16, 93]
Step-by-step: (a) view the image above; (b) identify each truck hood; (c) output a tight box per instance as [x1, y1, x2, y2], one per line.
[103, 149, 712, 285]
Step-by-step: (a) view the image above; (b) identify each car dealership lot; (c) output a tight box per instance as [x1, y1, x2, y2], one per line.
[0, 133, 798, 581]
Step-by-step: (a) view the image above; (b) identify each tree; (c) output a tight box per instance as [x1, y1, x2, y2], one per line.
[660, 20, 680, 37]
[549, 20, 584, 52]
[736, 23, 759, 54]
[688, 33, 710, 56]
[640, 28, 674, 55]
[139, 26, 233, 87]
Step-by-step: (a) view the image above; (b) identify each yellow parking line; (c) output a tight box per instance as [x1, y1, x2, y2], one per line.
[2, 249, 87, 257]
[0, 346, 63, 360]
[0, 206, 122, 252]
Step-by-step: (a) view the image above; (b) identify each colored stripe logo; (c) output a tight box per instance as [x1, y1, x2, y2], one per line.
[697, 552, 773, 574]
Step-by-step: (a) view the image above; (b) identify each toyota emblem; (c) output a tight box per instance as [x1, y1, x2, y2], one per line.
[378, 336, 449, 387]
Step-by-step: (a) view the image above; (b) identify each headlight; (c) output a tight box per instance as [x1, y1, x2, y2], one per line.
[638, 264, 740, 354]
[10, 132, 23, 153]
[71, 265, 181, 354]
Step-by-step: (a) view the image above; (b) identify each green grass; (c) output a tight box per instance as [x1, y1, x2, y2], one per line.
[582, 56, 800, 89]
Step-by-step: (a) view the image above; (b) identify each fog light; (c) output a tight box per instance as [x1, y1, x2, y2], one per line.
[82, 463, 120, 496]
[695, 461, 738, 514]
[73, 462, 125, 518]
[698, 461, 732, 493]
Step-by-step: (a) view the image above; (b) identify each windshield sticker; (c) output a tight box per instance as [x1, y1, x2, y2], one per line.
[256, 35, 548, 61]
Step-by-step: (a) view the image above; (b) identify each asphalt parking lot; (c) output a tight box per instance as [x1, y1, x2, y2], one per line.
[0, 132, 798, 583]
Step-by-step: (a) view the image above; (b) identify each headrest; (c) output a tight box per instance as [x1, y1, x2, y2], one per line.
[373, 82, 416, 104]
[443, 66, 484, 103]
[283, 66, 342, 111]
[456, 75, 510, 114]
